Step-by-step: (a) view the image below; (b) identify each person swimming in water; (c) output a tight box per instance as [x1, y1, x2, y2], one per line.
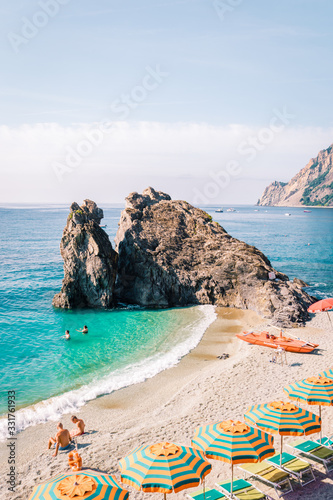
[76, 325, 88, 334]
[64, 330, 70, 340]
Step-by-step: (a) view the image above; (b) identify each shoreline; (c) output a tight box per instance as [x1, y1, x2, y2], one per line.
[0, 305, 216, 438]
[1, 307, 333, 499]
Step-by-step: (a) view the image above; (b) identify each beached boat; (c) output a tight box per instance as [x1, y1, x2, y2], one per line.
[236, 331, 318, 353]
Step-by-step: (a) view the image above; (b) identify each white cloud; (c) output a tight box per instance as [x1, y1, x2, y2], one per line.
[0, 121, 332, 205]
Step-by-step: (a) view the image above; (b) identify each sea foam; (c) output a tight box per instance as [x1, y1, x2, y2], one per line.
[0, 305, 216, 441]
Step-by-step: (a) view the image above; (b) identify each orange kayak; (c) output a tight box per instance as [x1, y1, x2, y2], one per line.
[236, 331, 318, 353]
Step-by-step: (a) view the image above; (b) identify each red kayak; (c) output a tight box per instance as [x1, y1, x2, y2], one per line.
[236, 331, 318, 353]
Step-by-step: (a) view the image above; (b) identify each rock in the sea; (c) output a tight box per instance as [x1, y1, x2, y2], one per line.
[293, 277, 309, 288]
[115, 187, 314, 326]
[53, 200, 118, 309]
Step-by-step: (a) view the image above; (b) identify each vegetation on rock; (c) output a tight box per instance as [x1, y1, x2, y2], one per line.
[258, 144, 333, 207]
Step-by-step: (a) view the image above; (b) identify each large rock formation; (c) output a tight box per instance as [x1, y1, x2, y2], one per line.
[52, 200, 118, 308]
[258, 144, 333, 206]
[115, 187, 314, 326]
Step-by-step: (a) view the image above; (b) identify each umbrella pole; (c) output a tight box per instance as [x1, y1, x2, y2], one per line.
[203, 478, 205, 500]
[164, 494, 166, 500]
[327, 311, 332, 328]
[231, 464, 233, 498]
[280, 435, 283, 466]
[320, 406, 322, 443]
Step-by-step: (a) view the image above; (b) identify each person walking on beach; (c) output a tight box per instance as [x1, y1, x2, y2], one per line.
[76, 325, 88, 334]
[48, 423, 71, 457]
[70, 416, 85, 437]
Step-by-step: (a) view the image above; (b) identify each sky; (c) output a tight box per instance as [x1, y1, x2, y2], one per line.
[1, 0, 332, 205]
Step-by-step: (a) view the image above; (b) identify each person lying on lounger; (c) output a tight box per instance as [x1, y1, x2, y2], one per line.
[48, 423, 71, 457]
[70, 415, 85, 437]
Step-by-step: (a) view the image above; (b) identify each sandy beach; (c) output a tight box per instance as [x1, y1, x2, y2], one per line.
[1, 307, 333, 500]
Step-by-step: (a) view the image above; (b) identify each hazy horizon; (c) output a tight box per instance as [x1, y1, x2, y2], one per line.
[1, 1, 332, 204]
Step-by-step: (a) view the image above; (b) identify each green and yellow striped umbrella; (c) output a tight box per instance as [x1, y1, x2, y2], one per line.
[29, 470, 129, 500]
[318, 368, 333, 379]
[119, 442, 211, 497]
[192, 420, 275, 464]
[284, 376, 333, 407]
[191, 420, 275, 497]
[284, 376, 333, 440]
[244, 401, 321, 436]
[244, 401, 321, 465]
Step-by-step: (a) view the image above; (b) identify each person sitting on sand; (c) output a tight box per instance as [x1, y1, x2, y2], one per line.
[70, 415, 85, 437]
[48, 423, 71, 457]
[76, 325, 88, 334]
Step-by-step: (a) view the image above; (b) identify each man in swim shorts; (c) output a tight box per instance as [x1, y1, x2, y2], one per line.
[70, 415, 85, 437]
[48, 422, 71, 457]
[76, 325, 88, 334]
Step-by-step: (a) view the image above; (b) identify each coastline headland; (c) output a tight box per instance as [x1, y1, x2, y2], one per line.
[53, 187, 315, 327]
[257, 143, 333, 207]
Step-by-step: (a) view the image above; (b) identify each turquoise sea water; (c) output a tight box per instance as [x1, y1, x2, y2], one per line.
[0, 204, 332, 438]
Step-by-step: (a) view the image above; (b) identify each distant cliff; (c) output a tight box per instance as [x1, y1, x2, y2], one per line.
[258, 144, 333, 206]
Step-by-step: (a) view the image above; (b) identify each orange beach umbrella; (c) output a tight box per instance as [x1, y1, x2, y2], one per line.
[192, 420, 275, 497]
[28, 470, 129, 500]
[308, 298, 333, 327]
[318, 368, 333, 379]
[284, 376, 333, 441]
[244, 400, 321, 465]
[119, 442, 211, 500]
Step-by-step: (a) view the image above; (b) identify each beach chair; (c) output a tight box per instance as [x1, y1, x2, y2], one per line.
[187, 487, 226, 500]
[288, 439, 333, 474]
[238, 461, 292, 497]
[216, 479, 273, 500]
[267, 452, 315, 486]
[315, 435, 333, 448]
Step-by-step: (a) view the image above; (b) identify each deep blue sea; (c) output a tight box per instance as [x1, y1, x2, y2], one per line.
[0, 203, 332, 439]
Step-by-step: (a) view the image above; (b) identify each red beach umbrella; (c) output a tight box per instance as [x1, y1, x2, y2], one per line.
[308, 298, 333, 327]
